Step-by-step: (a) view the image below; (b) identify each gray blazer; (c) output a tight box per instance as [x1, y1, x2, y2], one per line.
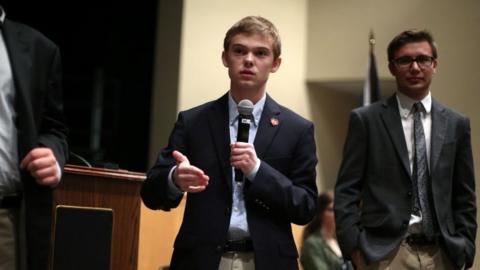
[335, 94, 476, 269]
[2, 18, 68, 269]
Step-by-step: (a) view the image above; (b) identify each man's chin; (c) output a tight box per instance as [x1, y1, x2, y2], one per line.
[398, 84, 429, 96]
[237, 81, 257, 88]
[404, 82, 427, 91]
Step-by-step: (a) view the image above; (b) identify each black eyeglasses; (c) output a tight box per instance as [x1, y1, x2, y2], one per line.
[392, 55, 436, 69]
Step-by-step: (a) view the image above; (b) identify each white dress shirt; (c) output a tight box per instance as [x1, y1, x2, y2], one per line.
[396, 91, 432, 232]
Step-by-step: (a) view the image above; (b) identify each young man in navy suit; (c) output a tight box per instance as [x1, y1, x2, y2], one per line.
[142, 16, 318, 270]
[0, 6, 69, 270]
[335, 30, 476, 269]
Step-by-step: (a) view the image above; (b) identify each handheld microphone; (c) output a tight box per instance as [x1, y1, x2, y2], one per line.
[235, 99, 254, 182]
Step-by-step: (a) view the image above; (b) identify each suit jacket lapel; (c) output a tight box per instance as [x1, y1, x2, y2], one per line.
[254, 95, 281, 159]
[3, 20, 34, 157]
[430, 99, 447, 174]
[207, 93, 233, 192]
[3, 20, 31, 105]
[380, 95, 412, 177]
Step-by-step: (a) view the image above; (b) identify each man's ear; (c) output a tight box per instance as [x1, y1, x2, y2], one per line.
[388, 62, 396, 76]
[271, 57, 282, 73]
[222, 51, 228, 67]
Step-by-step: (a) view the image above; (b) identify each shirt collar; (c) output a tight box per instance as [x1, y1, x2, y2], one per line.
[228, 91, 266, 127]
[396, 91, 432, 119]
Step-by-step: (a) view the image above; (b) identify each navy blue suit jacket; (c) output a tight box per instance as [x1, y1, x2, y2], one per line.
[142, 93, 317, 270]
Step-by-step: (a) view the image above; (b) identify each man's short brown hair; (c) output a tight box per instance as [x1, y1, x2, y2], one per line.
[223, 16, 281, 60]
[387, 29, 438, 62]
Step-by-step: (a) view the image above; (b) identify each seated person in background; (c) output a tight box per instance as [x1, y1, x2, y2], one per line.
[300, 192, 352, 270]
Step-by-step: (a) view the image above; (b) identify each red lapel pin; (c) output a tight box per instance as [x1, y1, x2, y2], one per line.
[270, 117, 279, 126]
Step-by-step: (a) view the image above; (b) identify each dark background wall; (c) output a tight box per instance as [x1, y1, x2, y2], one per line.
[2, 2, 158, 171]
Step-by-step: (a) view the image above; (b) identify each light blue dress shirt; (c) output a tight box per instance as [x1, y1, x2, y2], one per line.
[227, 92, 264, 240]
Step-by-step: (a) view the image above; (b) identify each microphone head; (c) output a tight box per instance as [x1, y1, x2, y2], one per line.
[237, 99, 254, 115]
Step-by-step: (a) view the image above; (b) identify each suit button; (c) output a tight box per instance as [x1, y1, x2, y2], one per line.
[225, 207, 231, 215]
[216, 245, 223, 252]
[402, 221, 408, 228]
[407, 191, 412, 197]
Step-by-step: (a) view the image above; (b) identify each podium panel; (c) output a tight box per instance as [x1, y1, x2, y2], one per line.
[52, 206, 113, 270]
[53, 165, 145, 270]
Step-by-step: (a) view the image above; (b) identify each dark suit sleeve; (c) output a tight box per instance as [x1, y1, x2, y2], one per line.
[141, 113, 186, 211]
[245, 122, 317, 225]
[452, 117, 477, 268]
[334, 111, 366, 258]
[37, 46, 69, 167]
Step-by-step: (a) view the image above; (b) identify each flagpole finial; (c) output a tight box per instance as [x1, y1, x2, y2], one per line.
[369, 30, 376, 49]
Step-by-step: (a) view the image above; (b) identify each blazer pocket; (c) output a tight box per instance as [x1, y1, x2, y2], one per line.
[361, 211, 390, 228]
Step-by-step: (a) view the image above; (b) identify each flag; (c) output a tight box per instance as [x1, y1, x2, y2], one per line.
[363, 31, 380, 106]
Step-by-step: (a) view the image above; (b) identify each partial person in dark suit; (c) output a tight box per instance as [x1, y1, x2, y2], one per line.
[141, 16, 317, 270]
[334, 30, 476, 269]
[0, 6, 69, 270]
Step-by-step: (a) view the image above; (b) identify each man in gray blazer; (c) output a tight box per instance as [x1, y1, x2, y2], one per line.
[335, 30, 476, 269]
[0, 7, 69, 270]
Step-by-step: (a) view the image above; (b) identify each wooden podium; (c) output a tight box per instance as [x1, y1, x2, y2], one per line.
[52, 164, 145, 270]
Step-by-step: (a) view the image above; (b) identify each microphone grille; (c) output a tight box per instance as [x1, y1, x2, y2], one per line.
[237, 99, 254, 115]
